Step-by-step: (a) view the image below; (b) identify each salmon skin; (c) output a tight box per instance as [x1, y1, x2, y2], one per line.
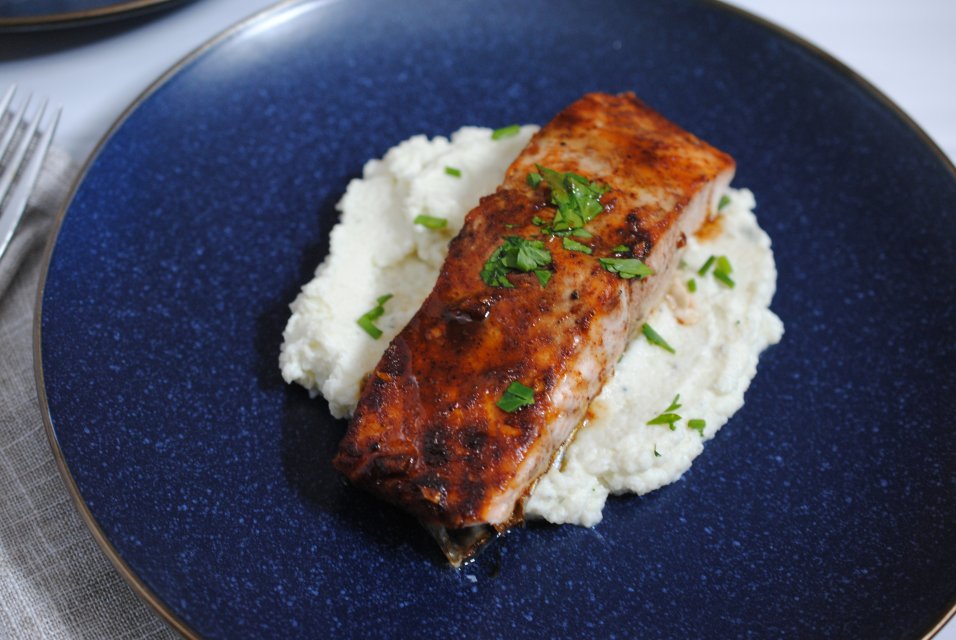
[333, 93, 735, 563]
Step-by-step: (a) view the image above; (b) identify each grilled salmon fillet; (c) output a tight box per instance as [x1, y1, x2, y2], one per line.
[334, 93, 734, 553]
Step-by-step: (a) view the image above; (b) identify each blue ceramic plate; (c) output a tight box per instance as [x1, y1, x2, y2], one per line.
[37, 1, 956, 638]
[0, 0, 187, 30]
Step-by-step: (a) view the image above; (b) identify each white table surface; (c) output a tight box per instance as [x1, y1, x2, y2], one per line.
[1, 0, 953, 638]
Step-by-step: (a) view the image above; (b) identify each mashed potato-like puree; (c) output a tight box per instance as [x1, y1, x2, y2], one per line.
[280, 126, 783, 526]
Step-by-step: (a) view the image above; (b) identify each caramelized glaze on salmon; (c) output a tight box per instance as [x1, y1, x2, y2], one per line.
[333, 93, 735, 558]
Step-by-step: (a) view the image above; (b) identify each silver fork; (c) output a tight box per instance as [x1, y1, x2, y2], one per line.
[0, 85, 61, 263]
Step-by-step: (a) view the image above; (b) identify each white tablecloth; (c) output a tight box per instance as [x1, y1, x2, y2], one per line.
[0, 1, 952, 637]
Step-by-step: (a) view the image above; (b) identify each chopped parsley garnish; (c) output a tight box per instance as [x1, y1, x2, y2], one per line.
[571, 228, 593, 239]
[534, 269, 552, 287]
[531, 165, 609, 234]
[612, 244, 630, 253]
[716, 255, 733, 274]
[714, 270, 735, 288]
[445, 166, 462, 177]
[697, 254, 736, 287]
[413, 214, 448, 230]
[647, 394, 682, 430]
[687, 278, 697, 293]
[497, 381, 535, 412]
[647, 394, 706, 435]
[599, 257, 654, 280]
[713, 255, 735, 288]
[491, 124, 520, 140]
[356, 294, 393, 339]
[718, 194, 731, 210]
[480, 236, 552, 288]
[526, 172, 542, 188]
[641, 323, 675, 354]
[562, 237, 592, 254]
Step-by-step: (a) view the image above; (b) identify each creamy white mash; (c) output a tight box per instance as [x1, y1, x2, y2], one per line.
[280, 126, 783, 526]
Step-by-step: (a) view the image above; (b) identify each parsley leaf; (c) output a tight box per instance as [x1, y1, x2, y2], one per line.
[698, 254, 736, 287]
[663, 394, 682, 412]
[714, 255, 735, 288]
[647, 395, 705, 436]
[516, 239, 551, 270]
[491, 124, 520, 140]
[716, 255, 733, 274]
[481, 236, 552, 288]
[413, 214, 448, 230]
[648, 413, 682, 430]
[356, 294, 393, 339]
[531, 164, 609, 234]
[687, 278, 697, 293]
[718, 194, 731, 210]
[599, 257, 654, 280]
[648, 394, 682, 430]
[497, 381, 535, 412]
[445, 166, 462, 177]
[562, 237, 592, 254]
[534, 269, 552, 287]
[641, 323, 676, 354]
[714, 270, 736, 288]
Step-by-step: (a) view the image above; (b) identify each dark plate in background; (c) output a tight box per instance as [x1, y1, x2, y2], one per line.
[0, 0, 189, 30]
[36, 0, 956, 637]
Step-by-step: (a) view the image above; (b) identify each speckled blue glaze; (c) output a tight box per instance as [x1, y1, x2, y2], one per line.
[38, 1, 956, 638]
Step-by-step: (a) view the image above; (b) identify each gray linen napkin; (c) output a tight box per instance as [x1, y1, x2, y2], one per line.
[0, 148, 178, 639]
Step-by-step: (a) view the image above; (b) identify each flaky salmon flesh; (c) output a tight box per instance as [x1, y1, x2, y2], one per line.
[333, 93, 735, 561]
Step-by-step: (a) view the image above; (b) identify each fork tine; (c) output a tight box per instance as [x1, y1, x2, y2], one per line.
[0, 97, 46, 203]
[0, 100, 59, 261]
[0, 90, 29, 162]
[0, 85, 15, 119]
